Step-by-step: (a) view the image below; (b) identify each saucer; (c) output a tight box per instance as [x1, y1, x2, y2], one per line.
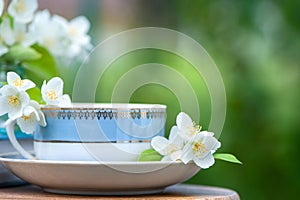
[0, 152, 201, 195]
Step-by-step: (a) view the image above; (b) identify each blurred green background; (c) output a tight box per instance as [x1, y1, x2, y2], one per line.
[39, 0, 300, 199]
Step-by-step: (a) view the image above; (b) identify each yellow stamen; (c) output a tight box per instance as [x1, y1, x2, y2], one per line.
[192, 141, 208, 157]
[46, 90, 59, 100]
[193, 122, 202, 133]
[13, 78, 24, 88]
[15, 0, 27, 13]
[187, 122, 202, 137]
[21, 115, 31, 121]
[69, 27, 78, 36]
[8, 96, 20, 106]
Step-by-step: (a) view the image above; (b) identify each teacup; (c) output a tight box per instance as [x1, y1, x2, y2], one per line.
[7, 103, 166, 161]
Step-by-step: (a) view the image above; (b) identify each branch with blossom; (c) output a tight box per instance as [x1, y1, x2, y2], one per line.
[0, 71, 70, 134]
[139, 112, 242, 169]
[0, 0, 93, 79]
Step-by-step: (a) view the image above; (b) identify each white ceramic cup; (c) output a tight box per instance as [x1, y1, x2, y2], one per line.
[7, 103, 167, 161]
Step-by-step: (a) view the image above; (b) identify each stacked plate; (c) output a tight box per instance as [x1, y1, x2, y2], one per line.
[0, 139, 32, 187]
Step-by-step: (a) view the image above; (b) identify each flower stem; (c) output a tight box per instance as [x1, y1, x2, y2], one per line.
[3, 0, 8, 15]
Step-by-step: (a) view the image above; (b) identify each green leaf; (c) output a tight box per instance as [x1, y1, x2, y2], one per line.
[26, 87, 45, 105]
[0, 82, 7, 88]
[138, 149, 163, 162]
[23, 44, 57, 83]
[4, 45, 42, 62]
[214, 153, 242, 164]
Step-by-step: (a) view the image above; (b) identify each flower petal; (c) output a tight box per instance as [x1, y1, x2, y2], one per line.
[169, 126, 184, 149]
[0, 86, 22, 119]
[176, 112, 193, 130]
[42, 78, 64, 105]
[23, 105, 36, 117]
[16, 113, 37, 134]
[52, 15, 68, 28]
[29, 100, 40, 110]
[170, 150, 182, 161]
[29, 100, 46, 126]
[201, 131, 214, 137]
[151, 136, 170, 156]
[211, 140, 221, 154]
[193, 153, 215, 169]
[1, 86, 28, 119]
[0, 96, 9, 116]
[202, 135, 221, 154]
[70, 16, 90, 34]
[0, 18, 15, 45]
[45, 77, 63, 95]
[19, 91, 30, 107]
[169, 126, 179, 141]
[8, 0, 38, 23]
[181, 142, 194, 164]
[26, 100, 47, 127]
[7, 72, 35, 91]
[1, 84, 18, 96]
[21, 79, 36, 91]
[14, 22, 36, 47]
[7, 72, 20, 86]
[59, 94, 71, 107]
[38, 110, 47, 127]
[8, 104, 23, 119]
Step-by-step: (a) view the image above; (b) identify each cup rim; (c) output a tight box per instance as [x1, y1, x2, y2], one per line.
[41, 103, 167, 111]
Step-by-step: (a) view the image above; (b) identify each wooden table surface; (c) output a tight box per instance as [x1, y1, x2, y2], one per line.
[0, 184, 240, 200]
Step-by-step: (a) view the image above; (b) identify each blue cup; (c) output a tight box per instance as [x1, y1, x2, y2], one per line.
[7, 103, 166, 161]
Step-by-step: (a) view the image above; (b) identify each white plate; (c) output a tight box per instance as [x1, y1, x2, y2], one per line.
[0, 140, 33, 187]
[0, 152, 201, 195]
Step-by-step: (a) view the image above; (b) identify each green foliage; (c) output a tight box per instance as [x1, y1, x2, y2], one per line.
[23, 44, 57, 83]
[26, 87, 45, 105]
[214, 153, 242, 165]
[138, 149, 163, 161]
[0, 82, 7, 87]
[45, 1, 300, 199]
[3, 45, 42, 62]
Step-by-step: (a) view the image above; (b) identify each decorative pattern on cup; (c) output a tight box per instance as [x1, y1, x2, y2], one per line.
[42, 109, 166, 120]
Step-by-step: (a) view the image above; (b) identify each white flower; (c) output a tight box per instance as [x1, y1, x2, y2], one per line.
[12, 22, 36, 46]
[147, 112, 222, 169]
[16, 100, 46, 134]
[0, 18, 15, 46]
[28, 9, 92, 62]
[0, 85, 30, 119]
[181, 131, 221, 169]
[58, 94, 72, 107]
[151, 126, 184, 161]
[29, 10, 68, 57]
[53, 15, 92, 58]
[0, 0, 4, 16]
[7, 71, 35, 91]
[0, 18, 36, 47]
[8, 0, 38, 24]
[176, 112, 202, 141]
[41, 77, 71, 106]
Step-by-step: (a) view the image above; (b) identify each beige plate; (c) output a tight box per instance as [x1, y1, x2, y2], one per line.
[0, 152, 201, 195]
